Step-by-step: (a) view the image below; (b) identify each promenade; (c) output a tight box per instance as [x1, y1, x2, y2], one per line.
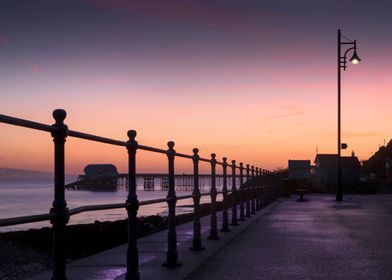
[188, 194, 392, 280]
[29, 194, 392, 280]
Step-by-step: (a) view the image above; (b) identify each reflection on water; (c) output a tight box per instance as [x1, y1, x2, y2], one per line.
[0, 181, 220, 232]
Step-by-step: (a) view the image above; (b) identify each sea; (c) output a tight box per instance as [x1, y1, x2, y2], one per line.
[0, 180, 222, 232]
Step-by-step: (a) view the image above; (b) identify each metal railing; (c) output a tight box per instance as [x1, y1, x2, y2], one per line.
[0, 109, 282, 280]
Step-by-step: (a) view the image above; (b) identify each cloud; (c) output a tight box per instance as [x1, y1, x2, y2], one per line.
[0, 35, 10, 46]
[262, 110, 308, 121]
[32, 64, 41, 75]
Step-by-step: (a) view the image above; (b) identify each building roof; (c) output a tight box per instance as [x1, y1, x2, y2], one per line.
[84, 164, 118, 177]
[314, 154, 361, 168]
[288, 160, 311, 169]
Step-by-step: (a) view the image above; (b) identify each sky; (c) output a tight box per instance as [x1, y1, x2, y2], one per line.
[1, 0, 392, 174]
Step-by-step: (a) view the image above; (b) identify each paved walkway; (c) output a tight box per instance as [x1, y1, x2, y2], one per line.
[29, 200, 274, 280]
[187, 195, 392, 280]
[29, 195, 392, 279]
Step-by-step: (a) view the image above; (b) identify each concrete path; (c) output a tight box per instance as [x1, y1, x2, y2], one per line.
[29, 200, 276, 280]
[187, 195, 392, 280]
[29, 195, 392, 279]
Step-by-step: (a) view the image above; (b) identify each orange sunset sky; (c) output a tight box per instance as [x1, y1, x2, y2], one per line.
[1, 0, 392, 174]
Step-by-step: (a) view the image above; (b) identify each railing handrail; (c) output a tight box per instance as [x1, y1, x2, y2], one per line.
[0, 178, 266, 229]
[0, 213, 55, 227]
[0, 113, 280, 173]
[0, 114, 218, 166]
[0, 113, 56, 132]
[68, 129, 126, 147]
[0, 110, 282, 280]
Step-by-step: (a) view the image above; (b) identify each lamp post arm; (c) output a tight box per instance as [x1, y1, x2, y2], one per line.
[343, 46, 355, 59]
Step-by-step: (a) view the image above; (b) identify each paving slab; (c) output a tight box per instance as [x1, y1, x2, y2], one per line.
[28, 200, 275, 280]
[187, 194, 392, 280]
[30, 194, 392, 280]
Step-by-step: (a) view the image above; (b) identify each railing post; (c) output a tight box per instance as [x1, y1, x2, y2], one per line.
[220, 157, 230, 232]
[251, 166, 256, 214]
[245, 164, 251, 218]
[261, 169, 266, 208]
[208, 153, 220, 240]
[271, 171, 274, 201]
[239, 162, 245, 221]
[265, 170, 270, 204]
[190, 148, 204, 251]
[125, 130, 140, 280]
[255, 167, 260, 211]
[50, 109, 69, 280]
[163, 141, 182, 267]
[269, 170, 273, 203]
[260, 169, 264, 209]
[230, 160, 238, 226]
[259, 168, 263, 208]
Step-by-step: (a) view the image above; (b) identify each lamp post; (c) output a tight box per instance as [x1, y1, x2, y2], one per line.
[337, 29, 361, 201]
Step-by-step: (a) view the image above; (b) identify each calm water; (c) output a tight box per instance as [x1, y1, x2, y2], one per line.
[0, 180, 222, 232]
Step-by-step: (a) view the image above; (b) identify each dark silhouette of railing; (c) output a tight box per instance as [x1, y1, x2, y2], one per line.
[0, 109, 282, 280]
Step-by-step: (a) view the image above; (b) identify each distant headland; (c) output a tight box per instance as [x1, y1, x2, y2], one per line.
[0, 167, 76, 183]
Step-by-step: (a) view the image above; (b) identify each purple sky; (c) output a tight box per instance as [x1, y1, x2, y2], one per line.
[1, 0, 392, 172]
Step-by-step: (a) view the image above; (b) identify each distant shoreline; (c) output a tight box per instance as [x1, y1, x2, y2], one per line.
[0, 167, 76, 183]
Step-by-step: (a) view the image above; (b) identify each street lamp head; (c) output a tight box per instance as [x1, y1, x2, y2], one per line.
[349, 50, 361, 65]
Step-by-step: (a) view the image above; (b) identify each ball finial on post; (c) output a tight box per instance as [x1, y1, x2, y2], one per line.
[167, 141, 175, 149]
[127, 130, 137, 140]
[52, 109, 67, 123]
[126, 130, 138, 151]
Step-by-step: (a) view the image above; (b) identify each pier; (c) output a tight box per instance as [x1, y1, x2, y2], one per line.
[66, 172, 241, 192]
